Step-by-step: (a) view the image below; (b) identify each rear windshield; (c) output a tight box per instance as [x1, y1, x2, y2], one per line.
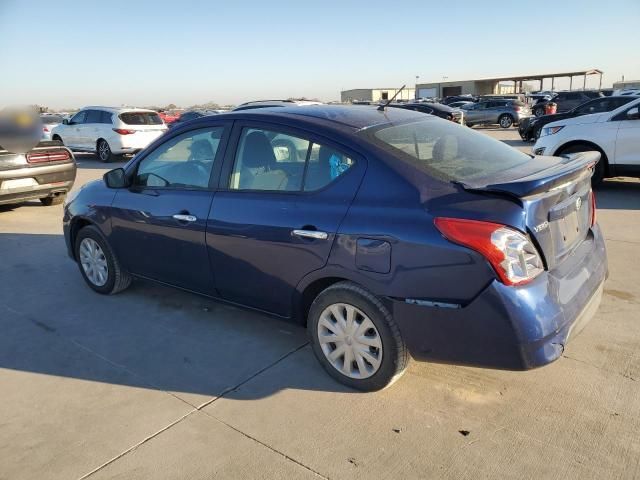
[40, 115, 63, 124]
[368, 118, 531, 182]
[119, 112, 163, 125]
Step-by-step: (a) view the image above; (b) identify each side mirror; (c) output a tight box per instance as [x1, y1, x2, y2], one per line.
[63, 119, 69, 125]
[627, 107, 639, 120]
[103, 168, 128, 188]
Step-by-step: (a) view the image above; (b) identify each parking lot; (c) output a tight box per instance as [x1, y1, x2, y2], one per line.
[1, 128, 639, 479]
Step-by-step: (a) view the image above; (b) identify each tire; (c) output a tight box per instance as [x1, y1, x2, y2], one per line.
[534, 107, 545, 117]
[40, 194, 65, 206]
[75, 225, 132, 294]
[498, 114, 514, 129]
[466, 122, 474, 128]
[97, 139, 113, 163]
[308, 281, 409, 391]
[556, 144, 606, 186]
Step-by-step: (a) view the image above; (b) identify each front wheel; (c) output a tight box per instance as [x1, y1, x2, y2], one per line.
[308, 282, 409, 391]
[75, 225, 132, 294]
[556, 144, 606, 186]
[499, 114, 514, 128]
[534, 107, 545, 117]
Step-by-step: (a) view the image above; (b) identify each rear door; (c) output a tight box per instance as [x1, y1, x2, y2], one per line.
[110, 124, 230, 294]
[206, 122, 366, 316]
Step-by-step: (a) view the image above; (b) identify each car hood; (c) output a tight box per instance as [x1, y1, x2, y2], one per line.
[545, 112, 606, 128]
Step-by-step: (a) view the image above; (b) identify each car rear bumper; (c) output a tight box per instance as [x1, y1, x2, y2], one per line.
[0, 162, 76, 205]
[390, 224, 607, 370]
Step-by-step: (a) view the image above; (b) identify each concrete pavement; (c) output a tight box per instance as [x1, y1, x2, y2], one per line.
[0, 135, 638, 479]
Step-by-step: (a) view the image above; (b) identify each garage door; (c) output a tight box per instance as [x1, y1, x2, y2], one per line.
[418, 88, 437, 98]
[442, 86, 462, 97]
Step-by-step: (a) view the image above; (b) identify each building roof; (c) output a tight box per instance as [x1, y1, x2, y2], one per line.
[417, 69, 603, 85]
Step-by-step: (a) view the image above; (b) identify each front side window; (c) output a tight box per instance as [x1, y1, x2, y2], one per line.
[135, 127, 224, 189]
[229, 128, 353, 192]
[70, 111, 86, 124]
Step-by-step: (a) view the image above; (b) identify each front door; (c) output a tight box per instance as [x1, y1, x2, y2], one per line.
[65, 110, 87, 148]
[614, 104, 640, 167]
[206, 123, 366, 316]
[110, 125, 229, 294]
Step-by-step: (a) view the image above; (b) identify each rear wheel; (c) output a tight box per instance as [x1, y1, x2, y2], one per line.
[499, 114, 514, 128]
[556, 144, 606, 186]
[75, 225, 131, 294]
[40, 194, 65, 206]
[308, 281, 409, 391]
[534, 107, 545, 117]
[97, 139, 113, 162]
[466, 122, 474, 128]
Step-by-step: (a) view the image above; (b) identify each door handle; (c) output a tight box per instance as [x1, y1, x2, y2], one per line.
[173, 214, 197, 222]
[292, 229, 328, 240]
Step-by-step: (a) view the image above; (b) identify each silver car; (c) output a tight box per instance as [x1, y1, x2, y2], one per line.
[461, 100, 531, 128]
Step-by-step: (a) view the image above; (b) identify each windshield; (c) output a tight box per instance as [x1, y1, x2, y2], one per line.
[368, 118, 531, 182]
[119, 112, 163, 125]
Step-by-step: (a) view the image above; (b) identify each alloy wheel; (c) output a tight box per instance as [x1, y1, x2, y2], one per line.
[500, 116, 513, 128]
[317, 303, 382, 379]
[79, 238, 109, 286]
[98, 141, 111, 161]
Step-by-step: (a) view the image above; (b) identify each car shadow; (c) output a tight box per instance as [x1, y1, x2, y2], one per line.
[73, 152, 129, 170]
[0, 232, 352, 401]
[595, 178, 640, 210]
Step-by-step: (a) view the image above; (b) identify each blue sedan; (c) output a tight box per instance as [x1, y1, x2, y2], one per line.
[63, 105, 607, 391]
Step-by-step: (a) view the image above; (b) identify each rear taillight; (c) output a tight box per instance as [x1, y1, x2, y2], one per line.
[43, 126, 50, 132]
[26, 150, 71, 164]
[590, 190, 597, 227]
[513, 106, 521, 112]
[434, 217, 544, 286]
[113, 128, 136, 135]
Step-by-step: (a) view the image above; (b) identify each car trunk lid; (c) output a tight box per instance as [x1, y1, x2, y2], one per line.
[458, 151, 599, 269]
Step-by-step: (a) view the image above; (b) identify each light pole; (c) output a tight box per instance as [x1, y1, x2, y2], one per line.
[415, 75, 419, 99]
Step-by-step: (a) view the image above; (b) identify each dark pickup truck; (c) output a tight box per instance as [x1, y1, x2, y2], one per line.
[0, 141, 76, 206]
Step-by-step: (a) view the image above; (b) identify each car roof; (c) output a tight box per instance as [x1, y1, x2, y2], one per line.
[219, 104, 426, 130]
[80, 106, 158, 114]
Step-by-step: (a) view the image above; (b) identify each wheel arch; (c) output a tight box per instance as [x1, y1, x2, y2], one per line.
[554, 140, 610, 173]
[295, 275, 355, 325]
[69, 216, 95, 260]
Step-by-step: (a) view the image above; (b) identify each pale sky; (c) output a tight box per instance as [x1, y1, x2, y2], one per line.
[0, 0, 638, 109]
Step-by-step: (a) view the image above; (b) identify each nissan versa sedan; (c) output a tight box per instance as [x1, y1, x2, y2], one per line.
[63, 106, 607, 391]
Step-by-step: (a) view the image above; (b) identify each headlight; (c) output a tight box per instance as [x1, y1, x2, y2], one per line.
[541, 126, 564, 137]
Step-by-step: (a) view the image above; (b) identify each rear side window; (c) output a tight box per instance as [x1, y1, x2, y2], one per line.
[119, 112, 163, 125]
[369, 118, 530, 182]
[100, 111, 113, 124]
[85, 110, 102, 123]
[229, 127, 353, 192]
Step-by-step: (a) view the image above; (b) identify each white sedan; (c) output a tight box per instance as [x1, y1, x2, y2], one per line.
[533, 97, 640, 184]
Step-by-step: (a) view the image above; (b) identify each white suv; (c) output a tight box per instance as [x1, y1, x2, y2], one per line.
[532, 97, 640, 184]
[51, 107, 168, 162]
